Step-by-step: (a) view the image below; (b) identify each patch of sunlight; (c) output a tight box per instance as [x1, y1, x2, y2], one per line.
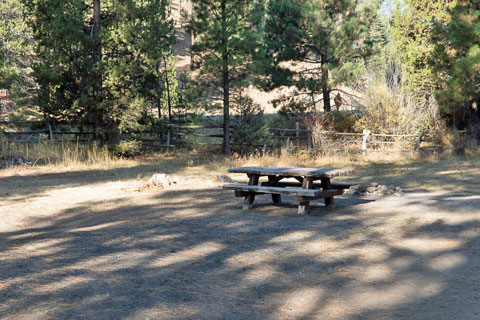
[70, 221, 124, 232]
[428, 253, 467, 272]
[162, 208, 215, 220]
[34, 275, 95, 294]
[242, 264, 279, 286]
[459, 229, 480, 238]
[19, 239, 66, 257]
[355, 245, 391, 263]
[271, 287, 324, 320]
[443, 195, 480, 202]
[69, 251, 154, 271]
[9, 231, 51, 241]
[435, 169, 479, 176]
[357, 264, 393, 282]
[393, 237, 463, 254]
[150, 242, 224, 268]
[81, 293, 111, 305]
[225, 221, 257, 232]
[300, 238, 342, 254]
[269, 231, 315, 243]
[324, 279, 442, 318]
[226, 248, 276, 269]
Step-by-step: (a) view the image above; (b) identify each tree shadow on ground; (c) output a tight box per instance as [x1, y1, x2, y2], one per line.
[2, 175, 480, 319]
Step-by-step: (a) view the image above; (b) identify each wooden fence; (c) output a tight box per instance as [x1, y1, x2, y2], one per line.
[0, 120, 437, 153]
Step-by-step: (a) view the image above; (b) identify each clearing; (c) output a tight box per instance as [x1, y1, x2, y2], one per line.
[1, 154, 480, 319]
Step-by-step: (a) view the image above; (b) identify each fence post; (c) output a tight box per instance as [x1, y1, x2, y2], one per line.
[362, 129, 370, 155]
[307, 130, 312, 153]
[48, 122, 54, 140]
[295, 122, 300, 150]
[415, 132, 424, 150]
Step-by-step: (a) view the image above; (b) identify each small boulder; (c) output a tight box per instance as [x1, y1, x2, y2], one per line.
[139, 173, 176, 191]
[215, 174, 234, 183]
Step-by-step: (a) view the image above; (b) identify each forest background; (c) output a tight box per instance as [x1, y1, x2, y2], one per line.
[1, 0, 479, 156]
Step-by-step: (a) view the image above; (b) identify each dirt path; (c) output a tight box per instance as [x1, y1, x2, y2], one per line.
[1, 165, 480, 319]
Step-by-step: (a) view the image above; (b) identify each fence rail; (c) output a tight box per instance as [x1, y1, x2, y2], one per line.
[0, 120, 439, 153]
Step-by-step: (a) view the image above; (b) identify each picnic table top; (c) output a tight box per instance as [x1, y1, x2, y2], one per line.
[228, 166, 355, 179]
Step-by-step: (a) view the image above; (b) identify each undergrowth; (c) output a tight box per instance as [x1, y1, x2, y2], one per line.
[1, 140, 115, 167]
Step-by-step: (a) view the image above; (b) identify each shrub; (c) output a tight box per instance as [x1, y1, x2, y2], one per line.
[110, 140, 142, 158]
[230, 92, 273, 155]
[354, 82, 442, 135]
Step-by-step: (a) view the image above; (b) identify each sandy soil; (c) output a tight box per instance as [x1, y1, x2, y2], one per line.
[1, 163, 480, 319]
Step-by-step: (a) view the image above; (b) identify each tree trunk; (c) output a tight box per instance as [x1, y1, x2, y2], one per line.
[321, 68, 331, 113]
[164, 56, 172, 123]
[221, 0, 231, 155]
[321, 53, 331, 113]
[92, 0, 103, 142]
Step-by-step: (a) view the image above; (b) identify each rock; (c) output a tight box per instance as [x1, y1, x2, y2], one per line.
[393, 191, 403, 197]
[215, 174, 234, 183]
[366, 186, 377, 193]
[395, 186, 403, 192]
[370, 182, 379, 187]
[389, 184, 396, 190]
[139, 173, 176, 191]
[0, 154, 31, 166]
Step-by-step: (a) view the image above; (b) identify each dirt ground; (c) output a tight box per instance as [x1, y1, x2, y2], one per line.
[1, 157, 480, 319]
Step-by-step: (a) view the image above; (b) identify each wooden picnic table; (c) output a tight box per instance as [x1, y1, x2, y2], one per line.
[223, 166, 355, 215]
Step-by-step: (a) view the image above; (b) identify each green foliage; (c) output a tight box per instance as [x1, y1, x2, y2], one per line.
[230, 92, 273, 153]
[0, 0, 34, 114]
[392, 0, 456, 93]
[23, 0, 175, 143]
[354, 81, 441, 135]
[187, 0, 265, 154]
[175, 72, 205, 118]
[110, 139, 142, 158]
[430, 1, 480, 131]
[326, 111, 357, 133]
[160, 52, 179, 120]
[263, 0, 380, 113]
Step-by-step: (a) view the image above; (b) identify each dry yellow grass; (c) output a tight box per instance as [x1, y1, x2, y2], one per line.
[2, 144, 479, 196]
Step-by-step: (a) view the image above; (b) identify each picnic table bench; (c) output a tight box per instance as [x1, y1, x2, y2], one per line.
[223, 166, 355, 215]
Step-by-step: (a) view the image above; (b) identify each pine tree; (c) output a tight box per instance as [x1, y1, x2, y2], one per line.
[263, 0, 380, 113]
[23, 0, 175, 143]
[431, 1, 480, 131]
[160, 52, 179, 121]
[392, 0, 456, 94]
[0, 0, 34, 115]
[187, 0, 265, 154]
[230, 91, 273, 155]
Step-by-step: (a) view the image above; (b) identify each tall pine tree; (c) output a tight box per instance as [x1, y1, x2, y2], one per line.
[0, 0, 34, 115]
[263, 0, 380, 113]
[23, 0, 175, 143]
[431, 0, 480, 131]
[187, 0, 264, 154]
[392, 0, 456, 94]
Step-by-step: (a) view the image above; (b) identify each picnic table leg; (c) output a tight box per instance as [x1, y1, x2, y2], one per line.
[268, 175, 282, 204]
[321, 178, 334, 206]
[243, 174, 259, 209]
[296, 177, 313, 215]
